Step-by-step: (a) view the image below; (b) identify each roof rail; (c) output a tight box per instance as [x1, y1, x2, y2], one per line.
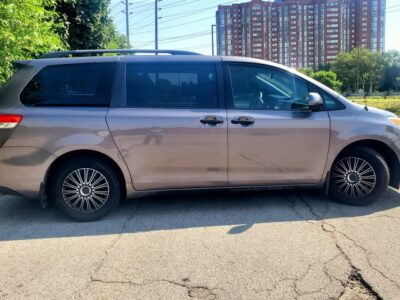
[39, 49, 202, 59]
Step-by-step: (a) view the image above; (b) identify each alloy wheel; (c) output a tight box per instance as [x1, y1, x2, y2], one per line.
[332, 157, 376, 198]
[61, 168, 110, 213]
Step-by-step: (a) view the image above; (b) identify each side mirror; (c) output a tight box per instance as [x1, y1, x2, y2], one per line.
[307, 92, 323, 109]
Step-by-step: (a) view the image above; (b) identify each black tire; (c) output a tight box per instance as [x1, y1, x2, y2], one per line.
[52, 158, 121, 221]
[329, 147, 389, 206]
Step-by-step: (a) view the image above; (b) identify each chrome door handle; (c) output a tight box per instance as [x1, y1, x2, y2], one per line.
[200, 116, 224, 126]
[231, 116, 255, 126]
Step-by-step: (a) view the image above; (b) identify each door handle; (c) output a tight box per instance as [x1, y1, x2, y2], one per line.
[231, 116, 255, 126]
[200, 115, 224, 126]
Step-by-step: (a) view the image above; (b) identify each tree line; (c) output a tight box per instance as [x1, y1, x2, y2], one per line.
[0, 0, 127, 85]
[299, 48, 400, 94]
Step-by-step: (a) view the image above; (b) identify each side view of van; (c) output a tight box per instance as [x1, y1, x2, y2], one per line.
[0, 49, 399, 221]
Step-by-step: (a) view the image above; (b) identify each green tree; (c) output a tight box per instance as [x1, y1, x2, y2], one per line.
[54, 0, 115, 49]
[312, 71, 343, 92]
[380, 50, 400, 91]
[297, 67, 314, 77]
[331, 51, 356, 92]
[298, 68, 342, 92]
[0, 0, 63, 84]
[106, 28, 129, 49]
[332, 47, 384, 93]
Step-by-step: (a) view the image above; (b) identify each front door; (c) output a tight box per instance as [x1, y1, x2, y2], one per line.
[226, 63, 330, 186]
[107, 62, 227, 190]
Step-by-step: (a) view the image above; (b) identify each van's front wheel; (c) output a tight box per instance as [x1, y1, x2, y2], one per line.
[52, 159, 121, 221]
[329, 147, 389, 206]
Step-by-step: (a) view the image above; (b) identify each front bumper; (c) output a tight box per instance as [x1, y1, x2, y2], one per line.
[0, 146, 56, 199]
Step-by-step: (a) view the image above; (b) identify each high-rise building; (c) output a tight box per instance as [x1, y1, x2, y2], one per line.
[216, 0, 385, 68]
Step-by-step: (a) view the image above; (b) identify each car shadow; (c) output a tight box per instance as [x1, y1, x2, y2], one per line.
[0, 188, 399, 241]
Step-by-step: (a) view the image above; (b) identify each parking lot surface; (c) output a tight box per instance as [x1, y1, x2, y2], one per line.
[1, 188, 400, 299]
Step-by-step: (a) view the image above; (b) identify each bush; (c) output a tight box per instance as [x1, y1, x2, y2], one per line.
[0, 0, 63, 85]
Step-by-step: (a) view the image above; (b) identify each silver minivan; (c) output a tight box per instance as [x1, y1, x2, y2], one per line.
[1, 49, 400, 221]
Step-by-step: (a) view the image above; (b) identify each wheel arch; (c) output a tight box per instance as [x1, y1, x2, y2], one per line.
[332, 139, 400, 189]
[42, 150, 128, 206]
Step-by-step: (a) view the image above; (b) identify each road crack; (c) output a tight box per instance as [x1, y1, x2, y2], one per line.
[73, 199, 142, 298]
[88, 277, 217, 299]
[294, 193, 389, 299]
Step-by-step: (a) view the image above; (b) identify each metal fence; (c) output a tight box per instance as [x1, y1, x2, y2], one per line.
[344, 92, 400, 99]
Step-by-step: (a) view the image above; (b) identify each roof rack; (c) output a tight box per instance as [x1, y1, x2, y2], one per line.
[39, 49, 202, 59]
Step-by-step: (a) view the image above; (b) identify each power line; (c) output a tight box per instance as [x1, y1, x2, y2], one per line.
[160, 0, 237, 20]
[110, 1, 124, 11]
[387, 8, 400, 14]
[131, 6, 156, 15]
[151, 30, 211, 46]
[130, 11, 154, 27]
[386, 3, 400, 10]
[134, 15, 212, 35]
[112, 9, 124, 18]
[133, 30, 210, 46]
[114, 17, 126, 27]
[182, 43, 212, 50]
[131, 1, 154, 10]
[134, 19, 155, 31]
[161, 0, 201, 10]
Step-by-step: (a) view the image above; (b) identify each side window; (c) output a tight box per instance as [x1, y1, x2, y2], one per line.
[320, 90, 346, 111]
[229, 64, 310, 111]
[21, 63, 116, 107]
[126, 63, 218, 109]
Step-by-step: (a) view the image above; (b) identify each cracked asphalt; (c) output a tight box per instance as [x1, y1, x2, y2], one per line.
[1, 188, 400, 299]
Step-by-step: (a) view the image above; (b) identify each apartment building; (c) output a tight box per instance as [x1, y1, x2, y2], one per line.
[216, 0, 385, 68]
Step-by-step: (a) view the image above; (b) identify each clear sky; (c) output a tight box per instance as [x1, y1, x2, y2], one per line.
[110, 0, 400, 55]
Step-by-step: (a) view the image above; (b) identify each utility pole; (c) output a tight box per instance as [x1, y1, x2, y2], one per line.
[155, 0, 159, 50]
[211, 25, 216, 56]
[356, 47, 360, 92]
[125, 0, 130, 48]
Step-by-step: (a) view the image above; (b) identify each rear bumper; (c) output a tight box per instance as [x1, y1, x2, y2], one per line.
[0, 146, 56, 199]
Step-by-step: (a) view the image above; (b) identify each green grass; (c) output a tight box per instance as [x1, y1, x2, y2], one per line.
[348, 96, 400, 115]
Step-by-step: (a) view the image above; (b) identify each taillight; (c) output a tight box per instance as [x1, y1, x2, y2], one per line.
[0, 114, 23, 129]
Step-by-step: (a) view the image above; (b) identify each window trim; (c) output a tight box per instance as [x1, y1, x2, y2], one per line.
[19, 62, 118, 108]
[119, 61, 224, 110]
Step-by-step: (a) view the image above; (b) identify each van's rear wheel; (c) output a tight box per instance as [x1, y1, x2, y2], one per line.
[52, 159, 121, 221]
[329, 147, 389, 206]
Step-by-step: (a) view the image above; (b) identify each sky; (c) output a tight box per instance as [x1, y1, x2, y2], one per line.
[110, 0, 400, 55]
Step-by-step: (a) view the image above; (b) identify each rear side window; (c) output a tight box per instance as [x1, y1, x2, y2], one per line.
[20, 63, 117, 107]
[126, 63, 218, 108]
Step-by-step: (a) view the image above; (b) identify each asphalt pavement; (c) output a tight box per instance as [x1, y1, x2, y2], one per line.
[1, 188, 400, 299]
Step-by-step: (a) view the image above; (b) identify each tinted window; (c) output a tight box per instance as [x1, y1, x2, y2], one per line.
[320, 90, 346, 110]
[126, 63, 218, 108]
[229, 64, 311, 111]
[21, 63, 116, 107]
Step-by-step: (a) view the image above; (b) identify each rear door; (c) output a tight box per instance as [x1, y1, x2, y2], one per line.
[225, 62, 330, 186]
[107, 57, 228, 190]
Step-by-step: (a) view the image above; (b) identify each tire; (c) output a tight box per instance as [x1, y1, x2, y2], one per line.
[52, 158, 121, 221]
[329, 147, 389, 206]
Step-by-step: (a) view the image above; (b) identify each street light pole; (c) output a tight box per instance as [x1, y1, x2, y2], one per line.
[211, 25, 216, 56]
